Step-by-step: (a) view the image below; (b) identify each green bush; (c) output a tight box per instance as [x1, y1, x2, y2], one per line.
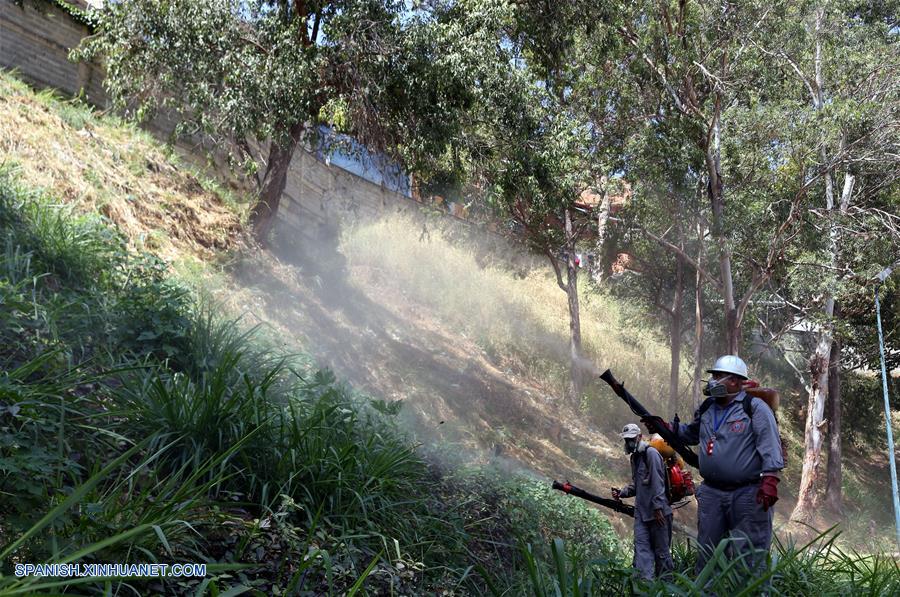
[432, 464, 622, 591]
[0, 169, 477, 593]
[0, 168, 192, 367]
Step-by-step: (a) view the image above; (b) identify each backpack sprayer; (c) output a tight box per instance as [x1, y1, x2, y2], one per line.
[552, 435, 695, 516]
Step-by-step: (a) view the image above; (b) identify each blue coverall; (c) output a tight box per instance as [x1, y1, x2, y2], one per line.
[675, 391, 784, 572]
[619, 443, 674, 579]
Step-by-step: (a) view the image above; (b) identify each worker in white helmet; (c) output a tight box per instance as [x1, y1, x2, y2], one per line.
[644, 355, 783, 574]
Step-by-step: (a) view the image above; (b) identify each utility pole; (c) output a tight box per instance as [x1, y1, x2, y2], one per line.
[874, 262, 900, 551]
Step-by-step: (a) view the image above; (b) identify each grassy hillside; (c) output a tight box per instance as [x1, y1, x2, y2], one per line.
[0, 72, 243, 263]
[342, 217, 675, 397]
[1, 70, 897, 594]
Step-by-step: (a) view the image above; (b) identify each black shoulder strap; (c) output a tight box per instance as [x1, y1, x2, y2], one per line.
[743, 395, 754, 417]
[697, 397, 715, 418]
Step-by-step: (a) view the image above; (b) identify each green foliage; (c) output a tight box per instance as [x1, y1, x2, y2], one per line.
[498, 530, 900, 596]
[502, 477, 619, 562]
[435, 465, 622, 590]
[33, 0, 99, 28]
[840, 372, 897, 448]
[75, 0, 481, 188]
[511, 538, 630, 597]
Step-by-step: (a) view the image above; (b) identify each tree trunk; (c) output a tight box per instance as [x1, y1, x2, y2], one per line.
[703, 106, 739, 355]
[669, 252, 685, 415]
[792, 171, 836, 522]
[792, 309, 833, 522]
[592, 184, 612, 282]
[564, 207, 585, 401]
[250, 121, 305, 245]
[825, 331, 843, 515]
[692, 220, 705, 408]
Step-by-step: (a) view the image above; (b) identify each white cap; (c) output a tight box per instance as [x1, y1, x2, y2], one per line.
[706, 355, 749, 380]
[620, 423, 641, 439]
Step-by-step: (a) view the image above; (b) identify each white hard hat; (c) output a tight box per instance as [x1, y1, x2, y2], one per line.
[706, 355, 749, 380]
[620, 423, 642, 439]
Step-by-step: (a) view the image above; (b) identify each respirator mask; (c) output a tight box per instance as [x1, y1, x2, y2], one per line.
[624, 438, 639, 454]
[703, 376, 732, 398]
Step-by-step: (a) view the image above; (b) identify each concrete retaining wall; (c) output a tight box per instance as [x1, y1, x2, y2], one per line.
[0, 0, 420, 246]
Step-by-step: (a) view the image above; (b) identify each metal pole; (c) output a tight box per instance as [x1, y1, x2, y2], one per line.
[874, 283, 900, 550]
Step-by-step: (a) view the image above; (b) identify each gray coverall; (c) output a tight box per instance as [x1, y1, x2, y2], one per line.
[675, 391, 784, 572]
[618, 444, 674, 580]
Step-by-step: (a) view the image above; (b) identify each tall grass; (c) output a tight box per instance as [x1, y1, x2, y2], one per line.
[341, 216, 677, 405]
[493, 530, 900, 596]
[0, 168, 479, 593]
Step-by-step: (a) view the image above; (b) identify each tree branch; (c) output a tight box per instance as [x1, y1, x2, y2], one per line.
[655, 298, 675, 318]
[636, 224, 723, 293]
[543, 246, 567, 292]
[617, 25, 702, 119]
[311, 10, 322, 44]
[752, 42, 818, 104]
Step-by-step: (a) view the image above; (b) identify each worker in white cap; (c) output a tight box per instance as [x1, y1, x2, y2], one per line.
[611, 423, 673, 579]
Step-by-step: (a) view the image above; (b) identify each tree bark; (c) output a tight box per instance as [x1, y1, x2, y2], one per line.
[669, 251, 685, 415]
[250, 121, 305, 245]
[825, 330, 843, 515]
[793, 308, 833, 522]
[792, 167, 837, 523]
[703, 104, 739, 355]
[692, 221, 704, 408]
[564, 206, 585, 402]
[592, 183, 612, 282]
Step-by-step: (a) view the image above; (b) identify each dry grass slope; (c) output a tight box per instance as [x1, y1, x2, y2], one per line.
[0, 71, 245, 262]
[342, 217, 681, 403]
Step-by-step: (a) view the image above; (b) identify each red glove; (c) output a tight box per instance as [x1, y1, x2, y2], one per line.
[757, 475, 779, 511]
[640, 415, 672, 434]
[654, 509, 666, 528]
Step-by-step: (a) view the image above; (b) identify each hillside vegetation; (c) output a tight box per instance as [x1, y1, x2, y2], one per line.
[0, 73, 243, 262]
[1, 71, 898, 594]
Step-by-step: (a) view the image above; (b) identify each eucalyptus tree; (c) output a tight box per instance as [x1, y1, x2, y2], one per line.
[441, 0, 629, 401]
[78, 0, 476, 244]
[751, 0, 900, 522]
[606, 0, 838, 358]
